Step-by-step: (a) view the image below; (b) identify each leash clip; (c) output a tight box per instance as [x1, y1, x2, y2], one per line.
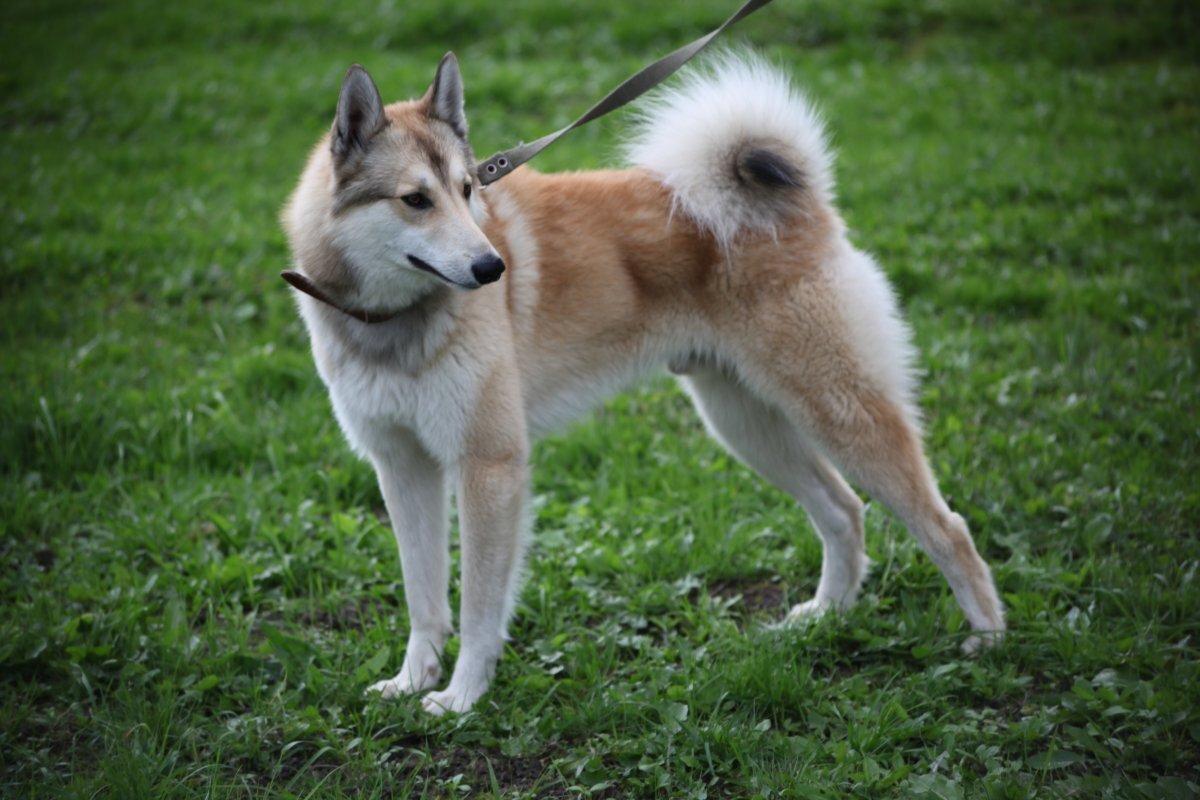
[481, 155, 511, 179]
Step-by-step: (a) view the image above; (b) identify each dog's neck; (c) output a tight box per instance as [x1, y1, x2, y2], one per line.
[281, 270, 409, 324]
[287, 262, 459, 372]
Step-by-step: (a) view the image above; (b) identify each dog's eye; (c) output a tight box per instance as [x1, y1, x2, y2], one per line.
[401, 193, 431, 209]
[463, 184, 473, 200]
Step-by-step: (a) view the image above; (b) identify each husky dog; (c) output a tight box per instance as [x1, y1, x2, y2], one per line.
[281, 52, 1005, 714]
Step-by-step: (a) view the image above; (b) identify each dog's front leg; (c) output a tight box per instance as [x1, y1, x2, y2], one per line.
[365, 429, 452, 699]
[422, 419, 529, 715]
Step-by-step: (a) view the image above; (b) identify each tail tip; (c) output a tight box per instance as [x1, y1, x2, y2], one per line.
[737, 146, 803, 190]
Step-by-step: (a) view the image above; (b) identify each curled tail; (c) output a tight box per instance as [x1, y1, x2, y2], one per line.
[624, 51, 834, 247]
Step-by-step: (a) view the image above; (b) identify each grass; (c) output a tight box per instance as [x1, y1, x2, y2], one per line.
[1, 0, 1197, 796]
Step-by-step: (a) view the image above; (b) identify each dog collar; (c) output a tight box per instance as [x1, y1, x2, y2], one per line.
[280, 270, 406, 324]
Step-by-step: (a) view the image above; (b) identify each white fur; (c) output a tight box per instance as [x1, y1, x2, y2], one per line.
[827, 241, 922, 430]
[332, 203, 450, 300]
[334, 199, 499, 294]
[307, 300, 504, 465]
[625, 51, 835, 247]
[485, 188, 540, 341]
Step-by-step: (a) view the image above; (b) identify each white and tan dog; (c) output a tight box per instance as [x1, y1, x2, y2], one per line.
[281, 52, 1005, 714]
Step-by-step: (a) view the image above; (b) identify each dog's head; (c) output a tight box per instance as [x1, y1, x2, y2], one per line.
[324, 54, 504, 296]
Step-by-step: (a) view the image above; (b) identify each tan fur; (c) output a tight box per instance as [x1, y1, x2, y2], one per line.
[282, 56, 1005, 715]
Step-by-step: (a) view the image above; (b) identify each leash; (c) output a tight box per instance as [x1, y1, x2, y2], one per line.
[475, 0, 775, 185]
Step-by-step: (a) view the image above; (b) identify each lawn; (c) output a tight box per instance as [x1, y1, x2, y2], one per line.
[1, 0, 1197, 797]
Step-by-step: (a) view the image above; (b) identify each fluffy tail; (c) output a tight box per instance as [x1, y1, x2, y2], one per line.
[624, 51, 834, 248]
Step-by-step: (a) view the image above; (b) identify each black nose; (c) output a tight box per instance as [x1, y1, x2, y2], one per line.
[471, 253, 506, 285]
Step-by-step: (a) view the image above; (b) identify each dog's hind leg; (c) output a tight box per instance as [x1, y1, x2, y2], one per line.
[797, 385, 1004, 651]
[744, 349, 1006, 651]
[724, 241, 1005, 650]
[681, 366, 869, 616]
[365, 429, 453, 698]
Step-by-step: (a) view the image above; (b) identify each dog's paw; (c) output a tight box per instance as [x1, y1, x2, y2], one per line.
[421, 684, 484, 716]
[364, 642, 443, 699]
[365, 667, 437, 699]
[785, 597, 834, 623]
[961, 629, 1004, 655]
[365, 675, 410, 699]
[419, 651, 494, 715]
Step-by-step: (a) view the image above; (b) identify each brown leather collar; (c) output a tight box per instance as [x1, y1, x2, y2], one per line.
[281, 270, 406, 324]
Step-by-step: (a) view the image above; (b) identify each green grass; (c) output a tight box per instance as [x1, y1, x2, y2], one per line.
[2, 0, 1198, 796]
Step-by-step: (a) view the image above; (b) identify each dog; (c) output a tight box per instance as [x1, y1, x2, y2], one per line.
[280, 51, 1005, 714]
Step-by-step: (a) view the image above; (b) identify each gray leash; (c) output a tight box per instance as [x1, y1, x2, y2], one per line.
[475, 0, 775, 185]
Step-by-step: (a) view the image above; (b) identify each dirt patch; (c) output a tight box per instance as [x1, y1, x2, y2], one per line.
[33, 546, 56, 571]
[708, 576, 789, 617]
[297, 597, 381, 633]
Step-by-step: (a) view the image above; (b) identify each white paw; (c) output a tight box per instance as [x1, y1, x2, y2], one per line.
[421, 683, 484, 716]
[365, 675, 410, 699]
[364, 636, 444, 699]
[418, 645, 496, 715]
[365, 664, 438, 699]
[961, 629, 1003, 655]
[786, 597, 834, 623]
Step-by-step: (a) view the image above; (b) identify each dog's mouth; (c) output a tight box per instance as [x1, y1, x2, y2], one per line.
[406, 254, 461, 285]
[406, 253, 505, 289]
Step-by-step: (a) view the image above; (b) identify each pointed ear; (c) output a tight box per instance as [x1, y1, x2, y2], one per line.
[426, 52, 468, 140]
[332, 64, 387, 163]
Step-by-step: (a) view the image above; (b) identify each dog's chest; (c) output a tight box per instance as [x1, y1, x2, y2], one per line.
[314, 329, 484, 461]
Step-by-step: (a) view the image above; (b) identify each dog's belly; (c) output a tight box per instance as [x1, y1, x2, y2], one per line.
[523, 368, 639, 439]
[518, 332, 702, 440]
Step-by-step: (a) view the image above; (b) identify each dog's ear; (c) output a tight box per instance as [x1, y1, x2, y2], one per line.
[333, 65, 387, 163]
[425, 52, 468, 140]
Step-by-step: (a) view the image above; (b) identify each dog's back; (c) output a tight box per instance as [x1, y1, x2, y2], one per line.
[482, 52, 860, 434]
